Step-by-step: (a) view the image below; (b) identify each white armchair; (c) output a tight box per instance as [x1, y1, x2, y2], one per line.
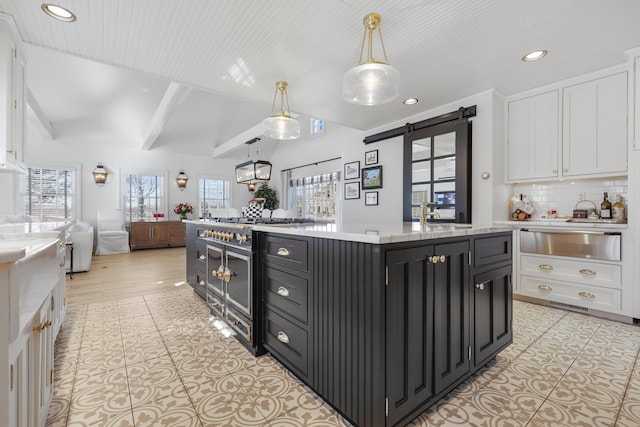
[95, 209, 130, 255]
[65, 221, 94, 272]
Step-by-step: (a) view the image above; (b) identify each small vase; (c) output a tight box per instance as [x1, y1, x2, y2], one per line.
[180, 213, 187, 220]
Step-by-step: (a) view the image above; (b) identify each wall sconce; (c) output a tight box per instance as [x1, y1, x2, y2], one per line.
[176, 170, 188, 190]
[92, 163, 108, 186]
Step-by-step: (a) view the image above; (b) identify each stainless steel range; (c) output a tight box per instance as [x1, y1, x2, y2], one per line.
[186, 218, 304, 354]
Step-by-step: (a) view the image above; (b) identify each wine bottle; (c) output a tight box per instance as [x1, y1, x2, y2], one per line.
[600, 192, 611, 219]
[612, 195, 625, 222]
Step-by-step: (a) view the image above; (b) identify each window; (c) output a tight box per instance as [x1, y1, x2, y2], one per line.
[288, 173, 339, 221]
[124, 172, 165, 222]
[22, 167, 76, 220]
[199, 177, 230, 218]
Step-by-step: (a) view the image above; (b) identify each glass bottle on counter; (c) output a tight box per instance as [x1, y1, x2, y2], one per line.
[600, 192, 612, 219]
[612, 195, 625, 222]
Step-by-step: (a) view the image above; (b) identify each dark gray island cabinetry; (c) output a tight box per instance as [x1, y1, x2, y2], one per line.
[254, 225, 512, 427]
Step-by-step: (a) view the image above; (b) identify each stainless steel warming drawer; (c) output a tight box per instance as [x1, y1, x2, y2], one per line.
[520, 229, 621, 261]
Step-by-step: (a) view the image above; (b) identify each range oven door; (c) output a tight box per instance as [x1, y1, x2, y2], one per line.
[225, 248, 252, 318]
[207, 244, 225, 298]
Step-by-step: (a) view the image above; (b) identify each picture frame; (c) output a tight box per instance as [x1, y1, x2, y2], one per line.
[344, 182, 360, 200]
[365, 149, 378, 165]
[365, 191, 378, 206]
[344, 161, 360, 180]
[362, 165, 383, 189]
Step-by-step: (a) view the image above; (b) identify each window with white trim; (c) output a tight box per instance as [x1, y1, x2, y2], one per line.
[22, 167, 76, 220]
[123, 172, 166, 222]
[198, 177, 230, 218]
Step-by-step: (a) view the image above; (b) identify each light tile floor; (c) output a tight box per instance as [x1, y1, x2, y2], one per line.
[46, 287, 640, 427]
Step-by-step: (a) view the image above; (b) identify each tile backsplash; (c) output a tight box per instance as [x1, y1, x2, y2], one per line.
[510, 177, 628, 219]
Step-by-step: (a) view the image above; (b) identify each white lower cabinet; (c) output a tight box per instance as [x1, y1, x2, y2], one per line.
[518, 253, 623, 313]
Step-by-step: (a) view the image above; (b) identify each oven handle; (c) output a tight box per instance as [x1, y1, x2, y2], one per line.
[521, 228, 621, 236]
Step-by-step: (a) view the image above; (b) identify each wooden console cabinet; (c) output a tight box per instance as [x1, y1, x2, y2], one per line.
[130, 221, 185, 250]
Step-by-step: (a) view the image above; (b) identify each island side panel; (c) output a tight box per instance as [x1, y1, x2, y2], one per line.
[312, 238, 386, 427]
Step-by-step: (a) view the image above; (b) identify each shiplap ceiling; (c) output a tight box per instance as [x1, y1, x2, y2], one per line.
[2, 0, 640, 157]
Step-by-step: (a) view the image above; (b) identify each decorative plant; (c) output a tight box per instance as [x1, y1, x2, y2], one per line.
[174, 202, 193, 218]
[253, 183, 279, 211]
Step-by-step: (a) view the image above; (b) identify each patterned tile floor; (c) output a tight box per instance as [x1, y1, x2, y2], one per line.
[46, 287, 640, 427]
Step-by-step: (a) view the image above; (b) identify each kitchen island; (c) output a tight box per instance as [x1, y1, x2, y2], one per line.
[252, 222, 513, 427]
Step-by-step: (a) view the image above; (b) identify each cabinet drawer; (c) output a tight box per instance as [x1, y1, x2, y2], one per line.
[194, 267, 207, 296]
[520, 255, 621, 288]
[264, 307, 309, 378]
[474, 234, 512, 267]
[264, 235, 309, 272]
[195, 240, 207, 268]
[520, 275, 621, 312]
[264, 267, 309, 323]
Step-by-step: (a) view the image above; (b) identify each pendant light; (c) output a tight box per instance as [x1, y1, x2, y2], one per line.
[343, 13, 399, 106]
[235, 138, 272, 185]
[263, 81, 300, 140]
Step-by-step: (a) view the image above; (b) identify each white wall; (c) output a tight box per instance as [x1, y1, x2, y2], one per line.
[269, 89, 507, 226]
[20, 133, 252, 227]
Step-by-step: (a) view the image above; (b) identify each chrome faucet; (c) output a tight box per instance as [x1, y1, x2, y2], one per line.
[420, 201, 440, 225]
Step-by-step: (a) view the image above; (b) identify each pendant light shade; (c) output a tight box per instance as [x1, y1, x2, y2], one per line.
[343, 13, 399, 105]
[263, 81, 300, 140]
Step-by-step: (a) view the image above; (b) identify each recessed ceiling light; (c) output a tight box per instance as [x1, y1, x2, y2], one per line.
[403, 98, 419, 105]
[522, 50, 547, 62]
[41, 4, 77, 22]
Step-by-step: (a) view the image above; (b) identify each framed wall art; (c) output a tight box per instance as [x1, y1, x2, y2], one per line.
[362, 165, 383, 189]
[365, 149, 378, 165]
[365, 191, 378, 206]
[344, 161, 360, 180]
[344, 182, 360, 200]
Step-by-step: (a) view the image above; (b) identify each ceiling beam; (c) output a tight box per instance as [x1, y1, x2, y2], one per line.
[211, 121, 266, 158]
[140, 82, 193, 151]
[26, 88, 54, 139]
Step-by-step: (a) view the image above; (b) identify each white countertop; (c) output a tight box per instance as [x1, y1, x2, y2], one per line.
[0, 221, 70, 263]
[252, 222, 512, 244]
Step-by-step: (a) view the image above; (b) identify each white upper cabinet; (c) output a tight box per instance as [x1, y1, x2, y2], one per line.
[507, 91, 559, 181]
[507, 69, 628, 182]
[0, 18, 26, 173]
[562, 72, 628, 176]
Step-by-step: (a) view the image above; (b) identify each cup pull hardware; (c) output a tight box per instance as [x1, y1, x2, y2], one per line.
[538, 264, 554, 271]
[537, 284, 553, 292]
[277, 331, 289, 344]
[578, 291, 596, 299]
[277, 287, 290, 297]
[579, 269, 597, 276]
[277, 248, 290, 256]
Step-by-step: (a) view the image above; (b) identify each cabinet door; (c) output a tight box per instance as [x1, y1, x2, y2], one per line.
[9, 44, 25, 166]
[130, 223, 152, 246]
[386, 245, 436, 426]
[563, 72, 627, 176]
[150, 223, 168, 245]
[30, 296, 54, 427]
[507, 91, 559, 181]
[168, 221, 186, 245]
[433, 241, 470, 395]
[473, 265, 512, 367]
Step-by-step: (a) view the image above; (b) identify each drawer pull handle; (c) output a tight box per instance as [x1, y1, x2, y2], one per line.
[277, 287, 290, 297]
[199, 255, 206, 260]
[199, 280, 205, 286]
[579, 269, 597, 276]
[430, 256, 438, 264]
[578, 291, 596, 299]
[538, 284, 552, 292]
[475, 283, 485, 290]
[277, 331, 289, 344]
[59, 261, 65, 267]
[439, 255, 445, 263]
[277, 248, 290, 256]
[538, 264, 554, 271]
